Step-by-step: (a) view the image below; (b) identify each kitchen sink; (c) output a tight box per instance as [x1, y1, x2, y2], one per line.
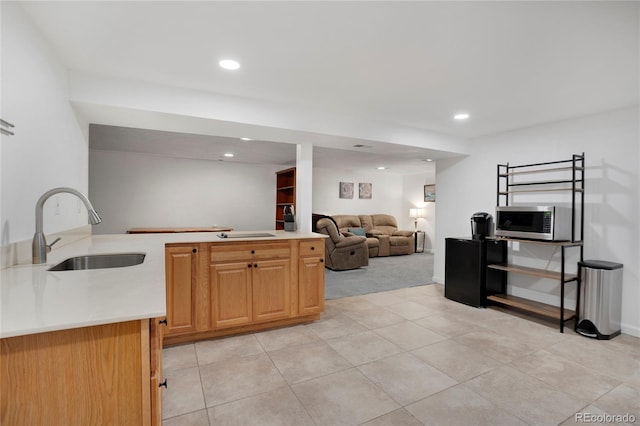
[48, 253, 146, 271]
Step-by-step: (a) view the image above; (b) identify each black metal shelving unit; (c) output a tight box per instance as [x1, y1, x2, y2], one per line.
[488, 153, 585, 332]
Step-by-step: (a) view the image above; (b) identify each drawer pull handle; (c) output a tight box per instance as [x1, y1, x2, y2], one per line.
[159, 379, 168, 389]
[158, 319, 168, 325]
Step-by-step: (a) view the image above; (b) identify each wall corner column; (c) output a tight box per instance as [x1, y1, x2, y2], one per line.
[296, 142, 313, 233]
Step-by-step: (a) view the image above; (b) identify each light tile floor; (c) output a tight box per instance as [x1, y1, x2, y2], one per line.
[162, 284, 640, 426]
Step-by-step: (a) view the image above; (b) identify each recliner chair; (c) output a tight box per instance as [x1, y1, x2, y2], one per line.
[315, 218, 369, 270]
[332, 214, 380, 257]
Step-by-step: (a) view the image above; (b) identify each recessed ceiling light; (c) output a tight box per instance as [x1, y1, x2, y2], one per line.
[223, 153, 235, 158]
[377, 166, 386, 170]
[454, 113, 470, 120]
[219, 59, 240, 70]
[240, 137, 252, 141]
[422, 158, 433, 162]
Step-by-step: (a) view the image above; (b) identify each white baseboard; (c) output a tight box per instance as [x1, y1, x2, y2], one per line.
[621, 323, 640, 337]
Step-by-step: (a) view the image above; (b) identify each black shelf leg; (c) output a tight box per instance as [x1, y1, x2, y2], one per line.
[560, 246, 565, 333]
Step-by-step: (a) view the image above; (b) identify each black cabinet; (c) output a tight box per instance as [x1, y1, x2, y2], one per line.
[445, 238, 506, 307]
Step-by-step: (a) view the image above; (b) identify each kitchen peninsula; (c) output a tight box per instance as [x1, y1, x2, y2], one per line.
[164, 231, 327, 345]
[1, 230, 326, 425]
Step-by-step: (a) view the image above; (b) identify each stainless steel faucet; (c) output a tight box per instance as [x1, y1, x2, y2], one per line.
[32, 187, 102, 264]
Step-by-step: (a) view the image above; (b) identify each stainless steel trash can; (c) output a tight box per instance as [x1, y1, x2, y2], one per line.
[577, 260, 623, 340]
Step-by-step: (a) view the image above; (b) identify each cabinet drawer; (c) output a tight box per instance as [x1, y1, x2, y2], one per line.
[210, 242, 290, 263]
[300, 240, 324, 257]
[210, 245, 254, 262]
[253, 243, 290, 259]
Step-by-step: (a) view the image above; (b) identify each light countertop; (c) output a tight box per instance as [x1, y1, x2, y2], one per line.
[0, 230, 325, 339]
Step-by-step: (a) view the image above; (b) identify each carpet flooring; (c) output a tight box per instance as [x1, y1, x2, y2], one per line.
[324, 251, 435, 299]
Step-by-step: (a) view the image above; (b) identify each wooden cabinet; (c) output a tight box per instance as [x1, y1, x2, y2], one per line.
[298, 240, 325, 315]
[210, 242, 292, 329]
[1, 318, 165, 426]
[210, 261, 253, 328]
[251, 258, 292, 321]
[164, 237, 325, 346]
[275, 167, 296, 230]
[165, 244, 199, 336]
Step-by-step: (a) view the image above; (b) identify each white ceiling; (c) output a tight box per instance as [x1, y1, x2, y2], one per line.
[89, 123, 443, 174]
[89, 124, 297, 166]
[18, 1, 639, 173]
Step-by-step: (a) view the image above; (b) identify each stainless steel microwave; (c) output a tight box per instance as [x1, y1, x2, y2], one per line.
[495, 206, 572, 241]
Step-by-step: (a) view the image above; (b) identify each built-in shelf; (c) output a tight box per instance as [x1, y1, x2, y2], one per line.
[275, 167, 296, 230]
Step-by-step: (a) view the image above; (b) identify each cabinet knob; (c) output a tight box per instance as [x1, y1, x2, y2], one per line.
[159, 379, 168, 389]
[192, 248, 197, 253]
[251, 250, 255, 254]
[311, 246, 315, 250]
[320, 259, 324, 263]
[248, 264, 252, 268]
[254, 263, 258, 268]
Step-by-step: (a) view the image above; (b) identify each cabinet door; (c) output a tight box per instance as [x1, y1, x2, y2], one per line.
[299, 240, 325, 315]
[252, 259, 292, 322]
[299, 256, 325, 315]
[165, 245, 198, 335]
[210, 262, 253, 328]
[1, 321, 147, 425]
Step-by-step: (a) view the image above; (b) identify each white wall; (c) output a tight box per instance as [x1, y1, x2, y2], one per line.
[89, 150, 282, 234]
[312, 168, 404, 221]
[435, 107, 640, 336]
[90, 150, 424, 236]
[312, 167, 437, 245]
[403, 172, 436, 252]
[1, 3, 88, 247]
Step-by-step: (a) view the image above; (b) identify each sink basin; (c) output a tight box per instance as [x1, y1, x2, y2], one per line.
[48, 253, 146, 271]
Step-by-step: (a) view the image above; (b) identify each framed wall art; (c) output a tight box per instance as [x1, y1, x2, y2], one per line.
[359, 182, 372, 199]
[339, 182, 354, 199]
[424, 184, 436, 202]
